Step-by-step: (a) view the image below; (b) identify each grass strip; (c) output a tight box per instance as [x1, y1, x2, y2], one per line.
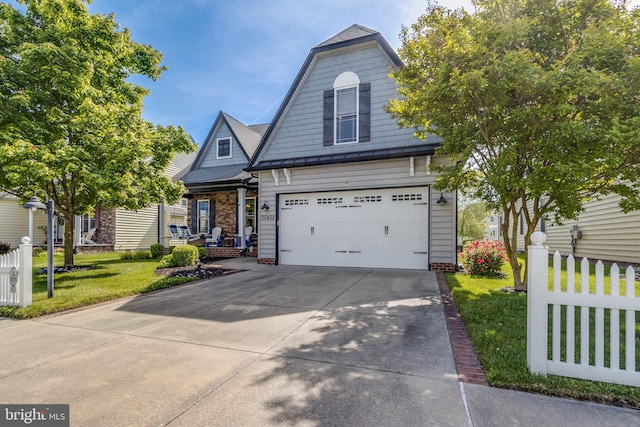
[445, 263, 640, 409]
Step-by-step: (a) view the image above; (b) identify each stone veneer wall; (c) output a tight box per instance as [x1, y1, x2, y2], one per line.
[94, 207, 115, 245]
[213, 192, 236, 237]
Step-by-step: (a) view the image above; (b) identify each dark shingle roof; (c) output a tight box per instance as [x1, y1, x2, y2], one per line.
[182, 164, 250, 186]
[315, 24, 378, 48]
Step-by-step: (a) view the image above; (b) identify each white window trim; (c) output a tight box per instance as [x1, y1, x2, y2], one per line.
[216, 137, 232, 159]
[333, 71, 360, 145]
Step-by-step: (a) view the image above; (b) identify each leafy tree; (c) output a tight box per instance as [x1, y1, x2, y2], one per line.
[388, 0, 640, 290]
[0, 0, 196, 265]
[458, 201, 488, 243]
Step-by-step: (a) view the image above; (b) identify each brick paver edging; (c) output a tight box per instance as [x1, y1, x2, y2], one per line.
[436, 271, 489, 386]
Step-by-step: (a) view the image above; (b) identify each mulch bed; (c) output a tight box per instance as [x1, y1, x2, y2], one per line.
[38, 265, 94, 275]
[155, 264, 242, 280]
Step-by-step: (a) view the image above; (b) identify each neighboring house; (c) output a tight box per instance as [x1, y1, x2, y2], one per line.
[484, 213, 502, 241]
[517, 194, 640, 265]
[0, 192, 49, 247]
[246, 24, 457, 271]
[181, 111, 266, 247]
[95, 150, 198, 251]
[0, 150, 197, 251]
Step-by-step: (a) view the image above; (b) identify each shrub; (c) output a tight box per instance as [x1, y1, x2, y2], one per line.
[150, 243, 164, 259]
[33, 247, 46, 257]
[120, 250, 152, 260]
[170, 245, 199, 267]
[197, 247, 207, 260]
[0, 241, 11, 255]
[460, 239, 508, 276]
[158, 254, 175, 269]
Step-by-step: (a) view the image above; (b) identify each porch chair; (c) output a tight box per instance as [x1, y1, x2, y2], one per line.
[179, 225, 200, 241]
[168, 224, 181, 239]
[205, 227, 223, 247]
[81, 228, 97, 245]
[245, 226, 253, 247]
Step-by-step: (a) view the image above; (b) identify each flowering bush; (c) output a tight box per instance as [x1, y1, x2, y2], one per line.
[460, 240, 508, 276]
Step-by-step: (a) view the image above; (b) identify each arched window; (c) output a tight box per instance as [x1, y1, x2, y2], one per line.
[333, 72, 360, 144]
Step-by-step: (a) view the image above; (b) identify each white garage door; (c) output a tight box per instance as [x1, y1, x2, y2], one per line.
[279, 187, 429, 269]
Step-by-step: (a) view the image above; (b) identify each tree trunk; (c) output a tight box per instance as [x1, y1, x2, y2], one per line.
[63, 215, 75, 266]
[501, 204, 525, 290]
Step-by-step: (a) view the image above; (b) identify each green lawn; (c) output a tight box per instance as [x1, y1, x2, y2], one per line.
[446, 259, 640, 409]
[0, 252, 198, 319]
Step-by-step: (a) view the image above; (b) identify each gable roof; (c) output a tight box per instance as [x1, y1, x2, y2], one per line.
[183, 111, 267, 186]
[247, 24, 424, 171]
[222, 112, 263, 159]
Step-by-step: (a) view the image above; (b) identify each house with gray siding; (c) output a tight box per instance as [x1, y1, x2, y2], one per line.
[181, 111, 266, 253]
[246, 24, 457, 271]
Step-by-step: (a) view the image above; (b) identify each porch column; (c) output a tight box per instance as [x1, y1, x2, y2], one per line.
[74, 215, 82, 247]
[158, 204, 165, 245]
[237, 187, 246, 249]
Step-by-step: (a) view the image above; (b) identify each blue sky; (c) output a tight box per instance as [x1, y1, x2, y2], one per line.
[79, 0, 475, 143]
[10, 0, 639, 144]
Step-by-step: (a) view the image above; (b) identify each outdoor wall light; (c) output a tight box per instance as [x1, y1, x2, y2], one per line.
[261, 202, 270, 211]
[436, 192, 448, 205]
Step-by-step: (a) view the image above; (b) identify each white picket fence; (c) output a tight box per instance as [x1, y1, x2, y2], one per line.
[527, 232, 639, 387]
[0, 237, 33, 307]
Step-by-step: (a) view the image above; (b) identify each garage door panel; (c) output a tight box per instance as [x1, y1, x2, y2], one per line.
[279, 188, 429, 270]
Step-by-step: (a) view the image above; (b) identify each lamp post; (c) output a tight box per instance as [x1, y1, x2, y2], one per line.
[23, 195, 45, 243]
[23, 195, 55, 298]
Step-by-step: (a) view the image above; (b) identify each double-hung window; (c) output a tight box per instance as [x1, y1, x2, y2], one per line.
[335, 86, 358, 144]
[217, 137, 231, 159]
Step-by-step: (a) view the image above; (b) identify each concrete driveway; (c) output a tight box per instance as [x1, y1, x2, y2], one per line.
[0, 258, 638, 426]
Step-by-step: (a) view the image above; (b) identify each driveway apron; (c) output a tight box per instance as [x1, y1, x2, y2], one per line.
[0, 259, 468, 426]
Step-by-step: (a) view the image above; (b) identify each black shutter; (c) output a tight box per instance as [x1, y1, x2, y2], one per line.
[359, 82, 371, 142]
[323, 89, 334, 146]
[191, 199, 198, 234]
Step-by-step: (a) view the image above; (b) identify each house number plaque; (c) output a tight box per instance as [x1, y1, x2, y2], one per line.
[9, 267, 18, 293]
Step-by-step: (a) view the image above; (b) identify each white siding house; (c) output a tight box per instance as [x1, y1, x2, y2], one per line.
[0, 150, 197, 251]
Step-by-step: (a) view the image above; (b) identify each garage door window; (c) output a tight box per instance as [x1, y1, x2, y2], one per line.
[317, 197, 343, 205]
[284, 199, 309, 206]
[392, 193, 423, 201]
[353, 195, 382, 203]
